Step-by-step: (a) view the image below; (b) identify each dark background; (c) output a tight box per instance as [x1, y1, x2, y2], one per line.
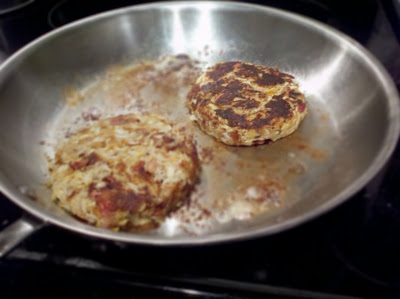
[1, 1, 400, 298]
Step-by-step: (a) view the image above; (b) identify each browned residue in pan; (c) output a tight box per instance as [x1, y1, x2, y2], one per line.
[47, 54, 333, 235]
[64, 86, 84, 107]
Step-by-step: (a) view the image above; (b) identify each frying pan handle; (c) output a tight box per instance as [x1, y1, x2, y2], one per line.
[0, 214, 44, 258]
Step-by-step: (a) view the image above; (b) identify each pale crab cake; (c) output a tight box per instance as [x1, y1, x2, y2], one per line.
[48, 113, 200, 230]
[187, 61, 307, 146]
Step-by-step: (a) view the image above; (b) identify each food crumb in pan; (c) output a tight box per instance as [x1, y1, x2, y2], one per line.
[164, 176, 285, 235]
[215, 179, 284, 222]
[18, 185, 38, 201]
[82, 107, 101, 121]
[199, 145, 215, 164]
[165, 191, 216, 235]
[288, 162, 307, 175]
[64, 86, 85, 107]
[296, 143, 327, 160]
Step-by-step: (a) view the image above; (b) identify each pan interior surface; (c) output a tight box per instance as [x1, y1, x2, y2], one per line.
[0, 2, 398, 244]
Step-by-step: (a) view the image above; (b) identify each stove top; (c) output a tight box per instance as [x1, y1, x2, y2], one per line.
[1, 1, 400, 298]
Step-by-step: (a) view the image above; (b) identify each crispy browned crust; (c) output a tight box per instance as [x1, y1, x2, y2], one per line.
[187, 62, 307, 146]
[49, 113, 200, 230]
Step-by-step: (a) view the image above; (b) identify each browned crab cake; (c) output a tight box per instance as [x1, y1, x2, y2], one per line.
[187, 61, 307, 146]
[48, 113, 200, 230]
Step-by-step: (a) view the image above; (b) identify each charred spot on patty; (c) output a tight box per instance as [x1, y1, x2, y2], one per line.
[235, 63, 261, 78]
[89, 181, 149, 215]
[265, 99, 292, 120]
[251, 115, 272, 129]
[215, 93, 235, 105]
[70, 152, 100, 170]
[279, 71, 295, 79]
[187, 84, 201, 98]
[255, 72, 285, 86]
[215, 108, 249, 128]
[272, 94, 284, 101]
[207, 61, 241, 81]
[233, 99, 259, 109]
[214, 80, 247, 105]
[201, 82, 216, 93]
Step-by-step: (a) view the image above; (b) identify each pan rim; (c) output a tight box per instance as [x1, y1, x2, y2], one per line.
[0, 1, 399, 245]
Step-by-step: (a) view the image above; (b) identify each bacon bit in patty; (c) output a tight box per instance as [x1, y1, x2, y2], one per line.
[162, 136, 175, 144]
[298, 102, 306, 112]
[199, 99, 208, 108]
[110, 117, 128, 125]
[103, 175, 117, 184]
[110, 116, 139, 125]
[66, 191, 76, 201]
[130, 162, 153, 181]
[89, 179, 149, 215]
[229, 130, 240, 142]
[131, 161, 145, 173]
[130, 162, 152, 181]
[102, 175, 122, 190]
[152, 209, 164, 217]
[116, 162, 126, 172]
[70, 152, 100, 170]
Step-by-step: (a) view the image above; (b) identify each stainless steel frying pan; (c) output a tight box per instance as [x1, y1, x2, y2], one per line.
[0, 1, 399, 254]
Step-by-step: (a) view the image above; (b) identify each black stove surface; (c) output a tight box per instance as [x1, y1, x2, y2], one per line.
[1, 1, 400, 298]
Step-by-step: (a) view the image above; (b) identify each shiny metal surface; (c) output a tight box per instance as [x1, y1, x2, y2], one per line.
[0, 1, 399, 245]
[0, 215, 43, 257]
